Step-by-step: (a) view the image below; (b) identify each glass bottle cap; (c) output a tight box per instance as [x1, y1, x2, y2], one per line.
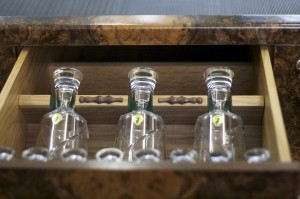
[204, 67, 234, 89]
[128, 67, 157, 91]
[53, 67, 83, 91]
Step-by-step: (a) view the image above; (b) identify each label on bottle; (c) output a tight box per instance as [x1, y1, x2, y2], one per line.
[52, 113, 63, 125]
[212, 114, 223, 127]
[133, 114, 144, 126]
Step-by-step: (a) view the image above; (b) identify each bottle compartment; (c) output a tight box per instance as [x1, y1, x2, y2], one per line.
[19, 94, 264, 158]
[0, 46, 291, 161]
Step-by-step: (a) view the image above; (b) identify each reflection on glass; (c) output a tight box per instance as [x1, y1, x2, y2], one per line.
[115, 67, 165, 161]
[35, 67, 89, 160]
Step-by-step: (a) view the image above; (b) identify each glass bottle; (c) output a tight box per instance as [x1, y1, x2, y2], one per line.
[244, 147, 271, 163]
[35, 67, 89, 160]
[133, 148, 161, 163]
[22, 147, 49, 162]
[60, 148, 88, 162]
[0, 146, 15, 161]
[194, 67, 246, 162]
[169, 149, 198, 164]
[115, 67, 165, 161]
[95, 148, 123, 162]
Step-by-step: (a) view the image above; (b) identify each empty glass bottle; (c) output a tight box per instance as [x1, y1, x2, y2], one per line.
[0, 146, 15, 161]
[194, 67, 246, 162]
[133, 148, 161, 163]
[244, 147, 271, 163]
[170, 149, 198, 164]
[35, 67, 89, 160]
[95, 148, 123, 162]
[115, 67, 165, 161]
[22, 147, 49, 162]
[60, 148, 88, 162]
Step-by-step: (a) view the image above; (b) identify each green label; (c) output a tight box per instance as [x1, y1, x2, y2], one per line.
[133, 114, 144, 126]
[52, 113, 63, 125]
[212, 114, 223, 127]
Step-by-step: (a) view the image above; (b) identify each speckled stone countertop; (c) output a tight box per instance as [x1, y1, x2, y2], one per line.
[0, 15, 300, 46]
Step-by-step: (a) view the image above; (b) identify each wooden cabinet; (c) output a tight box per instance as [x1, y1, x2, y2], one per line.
[0, 45, 296, 199]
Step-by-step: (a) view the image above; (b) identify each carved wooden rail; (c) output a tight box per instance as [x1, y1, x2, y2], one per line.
[79, 96, 123, 104]
[158, 96, 203, 105]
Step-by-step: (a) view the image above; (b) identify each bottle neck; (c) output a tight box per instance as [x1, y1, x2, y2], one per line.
[54, 87, 77, 110]
[208, 87, 231, 112]
[132, 87, 152, 111]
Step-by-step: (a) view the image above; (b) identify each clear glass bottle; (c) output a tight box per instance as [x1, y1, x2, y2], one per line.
[0, 146, 15, 161]
[194, 67, 246, 162]
[35, 67, 89, 160]
[170, 149, 198, 164]
[244, 147, 271, 163]
[133, 148, 161, 163]
[22, 147, 49, 162]
[95, 148, 123, 162]
[115, 67, 165, 161]
[60, 148, 88, 162]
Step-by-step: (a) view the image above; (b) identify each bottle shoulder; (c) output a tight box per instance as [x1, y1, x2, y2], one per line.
[42, 108, 86, 122]
[197, 110, 243, 122]
[119, 110, 164, 122]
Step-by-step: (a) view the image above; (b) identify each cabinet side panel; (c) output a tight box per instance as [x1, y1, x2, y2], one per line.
[258, 46, 291, 161]
[0, 48, 32, 156]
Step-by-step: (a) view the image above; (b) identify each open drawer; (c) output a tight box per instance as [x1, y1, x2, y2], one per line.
[0, 45, 296, 199]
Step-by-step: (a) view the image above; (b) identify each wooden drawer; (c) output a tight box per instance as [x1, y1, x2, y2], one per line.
[0, 45, 296, 199]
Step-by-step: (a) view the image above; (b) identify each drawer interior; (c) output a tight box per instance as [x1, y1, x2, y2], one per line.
[0, 45, 291, 162]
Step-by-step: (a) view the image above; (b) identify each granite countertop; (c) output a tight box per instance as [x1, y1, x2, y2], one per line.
[0, 0, 299, 46]
[0, 15, 300, 46]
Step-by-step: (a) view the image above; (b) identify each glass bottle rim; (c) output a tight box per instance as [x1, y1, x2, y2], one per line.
[60, 148, 88, 162]
[0, 146, 15, 161]
[53, 67, 83, 82]
[169, 148, 198, 162]
[203, 66, 234, 80]
[95, 147, 123, 162]
[204, 66, 234, 90]
[128, 67, 158, 81]
[244, 147, 271, 163]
